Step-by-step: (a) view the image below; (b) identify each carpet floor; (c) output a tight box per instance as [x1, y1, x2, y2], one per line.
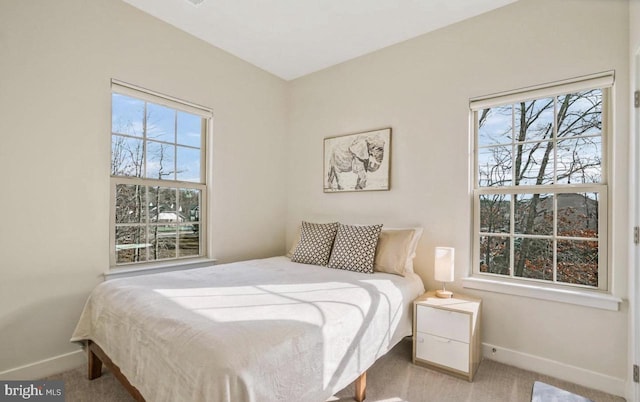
[44, 338, 625, 402]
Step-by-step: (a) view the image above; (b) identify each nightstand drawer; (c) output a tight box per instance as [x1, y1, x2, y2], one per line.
[416, 305, 470, 343]
[415, 332, 469, 373]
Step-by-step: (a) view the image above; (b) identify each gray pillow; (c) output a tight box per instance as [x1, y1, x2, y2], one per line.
[328, 224, 383, 273]
[291, 221, 339, 266]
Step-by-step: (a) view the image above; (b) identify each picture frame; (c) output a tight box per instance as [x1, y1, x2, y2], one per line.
[323, 127, 391, 193]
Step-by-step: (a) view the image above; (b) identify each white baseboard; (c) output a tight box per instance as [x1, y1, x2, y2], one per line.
[0, 349, 85, 380]
[482, 343, 626, 397]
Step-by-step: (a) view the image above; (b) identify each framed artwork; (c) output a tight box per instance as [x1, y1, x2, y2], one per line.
[323, 127, 391, 193]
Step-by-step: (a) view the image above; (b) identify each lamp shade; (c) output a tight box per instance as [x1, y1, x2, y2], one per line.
[434, 247, 455, 283]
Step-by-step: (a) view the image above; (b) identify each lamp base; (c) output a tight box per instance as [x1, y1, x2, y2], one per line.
[435, 289, 453, 298]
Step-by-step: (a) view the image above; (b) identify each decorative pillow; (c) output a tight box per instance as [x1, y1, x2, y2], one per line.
[286, 226, 301, 258]
[327, 223, 383, 273]
[373, 227, 423, 275]
[403, 227, 423, 273]
[290, 221, 339, 266]
[373, 229, 416, 276]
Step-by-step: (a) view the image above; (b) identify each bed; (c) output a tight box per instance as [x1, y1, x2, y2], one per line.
[71, 226, 425, 401]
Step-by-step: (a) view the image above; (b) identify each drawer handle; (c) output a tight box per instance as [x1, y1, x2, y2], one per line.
[417, 337, 424, 344]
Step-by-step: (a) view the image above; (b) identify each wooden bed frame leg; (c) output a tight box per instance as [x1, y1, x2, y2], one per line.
[87, 341, 103, 380]
[85, 340, 146, 401]
[355, 371, 366, 402]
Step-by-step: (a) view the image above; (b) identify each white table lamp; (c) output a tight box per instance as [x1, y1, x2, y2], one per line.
[434, 247, 455, 298]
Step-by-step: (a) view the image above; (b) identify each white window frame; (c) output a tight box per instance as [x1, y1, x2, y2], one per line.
[109, 80, 213, 269]
[464, 72, 621, 310]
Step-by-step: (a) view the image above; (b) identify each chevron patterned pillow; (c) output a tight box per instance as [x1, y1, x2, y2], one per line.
[328, 223, 383, 273]
[291, 221, 339, 266]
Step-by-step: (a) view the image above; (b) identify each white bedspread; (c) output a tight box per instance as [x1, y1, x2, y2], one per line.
[71, 257, 424, 402]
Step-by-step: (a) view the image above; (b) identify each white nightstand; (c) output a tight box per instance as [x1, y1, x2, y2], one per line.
[412, 290, 482, 381]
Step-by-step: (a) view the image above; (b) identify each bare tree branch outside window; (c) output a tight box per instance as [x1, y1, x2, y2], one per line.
[476, 89, 604, 288]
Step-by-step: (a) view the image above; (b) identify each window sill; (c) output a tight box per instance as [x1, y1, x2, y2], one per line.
[462, 276, 622, 311]
[104, 258, 218, 280]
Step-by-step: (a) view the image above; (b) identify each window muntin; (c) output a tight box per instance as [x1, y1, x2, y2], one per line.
[110, 83, 210, 267]
[473, 82, 609, 290]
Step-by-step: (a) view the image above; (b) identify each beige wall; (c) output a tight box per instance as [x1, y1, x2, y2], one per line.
[0, 0, 633, 394]
[0, 0, 287, 373]
[632, 0, 640, 53]
[287, 0, 630, 387]
[629, 0, 640, 399]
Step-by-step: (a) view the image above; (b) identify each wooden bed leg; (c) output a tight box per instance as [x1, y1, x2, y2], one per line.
[85, 340, 146, 401]
[355, 371, 366, 402]
[87, 341, 103, 380]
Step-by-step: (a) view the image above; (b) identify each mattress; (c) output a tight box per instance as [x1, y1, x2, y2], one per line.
[71, 256, 425, 401]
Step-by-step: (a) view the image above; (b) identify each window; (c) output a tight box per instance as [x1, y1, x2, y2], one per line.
[471, 72, 613, 291]
[110, 80, 211, 267]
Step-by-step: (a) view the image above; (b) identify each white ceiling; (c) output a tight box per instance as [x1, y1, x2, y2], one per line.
[122, 0, 518, 80]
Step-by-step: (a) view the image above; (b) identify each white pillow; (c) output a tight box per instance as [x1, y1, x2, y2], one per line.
[286, 226, 301, 258]
[403, 227, 423, 273]
[374, 227, 423, 275]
